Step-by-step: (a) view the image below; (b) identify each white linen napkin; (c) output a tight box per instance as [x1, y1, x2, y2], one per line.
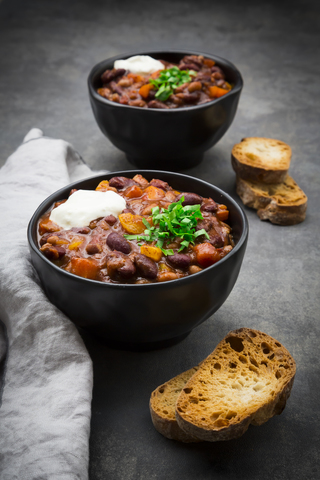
[0, 129, 102, 479]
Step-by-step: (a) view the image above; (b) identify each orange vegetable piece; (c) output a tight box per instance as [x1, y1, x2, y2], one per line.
[124, 185, 143, 198]
[144, 185, 165, 200]
[127, 73, 145, 83]
[208, 86, 229, 98]
[38, 217, 61, 236]
[118, 213, 145, 234]
[139, 83, 154, 99]
[68, 239, 83, 250]
[140, 245, 162, 262]
[216, 205, 229, 221]
[194, 243, 220, 268]
[69, 258, 99, 280]
[150, 70, 162, 79]
[96, 180, 109, 191]
[203, 58, 215, 68]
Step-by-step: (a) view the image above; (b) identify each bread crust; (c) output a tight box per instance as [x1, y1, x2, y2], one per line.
[236, 176, 307, 225]
[149, 367, 201, 442]
[175, 328, 296, 442]
[231, 137, 291, 184]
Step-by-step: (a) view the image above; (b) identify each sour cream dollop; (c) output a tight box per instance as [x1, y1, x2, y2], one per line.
[114, 55, 164, 75]
[49, 190, 126, 229]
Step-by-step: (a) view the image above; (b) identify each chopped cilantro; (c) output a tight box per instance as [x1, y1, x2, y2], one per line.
[149, 67, 197, 102]
[124, 197, 209, 255]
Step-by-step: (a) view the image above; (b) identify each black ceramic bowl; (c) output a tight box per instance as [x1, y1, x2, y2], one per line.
[28, 170, 248, 350]
[88, 50, 243, 170]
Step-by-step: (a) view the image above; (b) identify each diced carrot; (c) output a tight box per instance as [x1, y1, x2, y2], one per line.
[118, 213, 145, 234]
[203, 58, 215, 68]
[69, 257, 99, 280]
[96, 180, 109, 191]
[38, 217, 61, 236]
[124, 185, 143, 198]
[139, 83, 154, 99]
[127, 73, 145, 83]
[150, 70, 162, 79]
[140, 245, 162, 262]
[216, 205, 229, 221]
[194, 243, 220, 268]
[144, 185, 165, 200]
[208, 86, 229, 98]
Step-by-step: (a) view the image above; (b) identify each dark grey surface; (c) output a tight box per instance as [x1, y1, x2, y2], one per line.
[1, 0, 319, 479]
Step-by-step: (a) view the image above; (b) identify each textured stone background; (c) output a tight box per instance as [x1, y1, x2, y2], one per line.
[0, 0, 319, 479]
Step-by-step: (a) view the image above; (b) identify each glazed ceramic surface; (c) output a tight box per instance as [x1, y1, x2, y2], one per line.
[28, 170, 248, 349]
[88, 51, 243, 170]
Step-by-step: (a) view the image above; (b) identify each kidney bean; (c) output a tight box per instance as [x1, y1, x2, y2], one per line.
[211, 66, 224, 74]
[134, 254, 158, 279]
[194, 73, 211, 83]
[196, 218, 213, 232]
[101, 68, 126, 84]
[179, 63, 200, 72]
[201, 198, 218, 212]
[183, 56, 203, 68]
[167, 253, 191, 270]
[209, 234, 224, 248]
[147, 90, 156, 100]
[119, 95, 129, 105]
[175, 92, 200, 103]
[150, 178, 169, 191]
[109, 176, 135, 189]
[189, 265, 203, 274]
[174, 83, 189, 94]
[40, 232, 56, 246]
[211, 71, 224, 80]
[117, 78, 133, 87]
[129, 99, 146, 107]
[71, 226, 91, 234]
[216, 79, 226, 87]
[188, 81, 202, 93]
[147, 100, 169, 109]
[86, 236, 103, 255]
[178, 192, 202, 206]
[89, 217, 103, 229]
[171, 94, 183, 106]
[157, 272, 180, 282]
[40, 244, 66, 260]
[106, 252, 136, 279]
[104, 214, 117, 225]
[132, 174, 149, 187]
[107, 232, 131, 254]
[109, 81, 124, 96]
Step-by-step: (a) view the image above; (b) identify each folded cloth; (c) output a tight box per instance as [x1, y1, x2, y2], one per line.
[0, 129, 103, 479]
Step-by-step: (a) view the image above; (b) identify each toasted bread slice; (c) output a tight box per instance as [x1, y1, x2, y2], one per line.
[175, 328, 296, 442]
[150, 367, 201, 442]
[232, 137, 291, 184]
[236, 175, 307, 225]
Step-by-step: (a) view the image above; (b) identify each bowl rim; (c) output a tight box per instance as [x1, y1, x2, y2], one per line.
[28, 169, 248, 290]
[88, 49, 243, 113]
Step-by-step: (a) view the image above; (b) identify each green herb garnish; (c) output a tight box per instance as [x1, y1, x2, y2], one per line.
[149, 67, 197, 102]
[124, 197, 209, 255]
